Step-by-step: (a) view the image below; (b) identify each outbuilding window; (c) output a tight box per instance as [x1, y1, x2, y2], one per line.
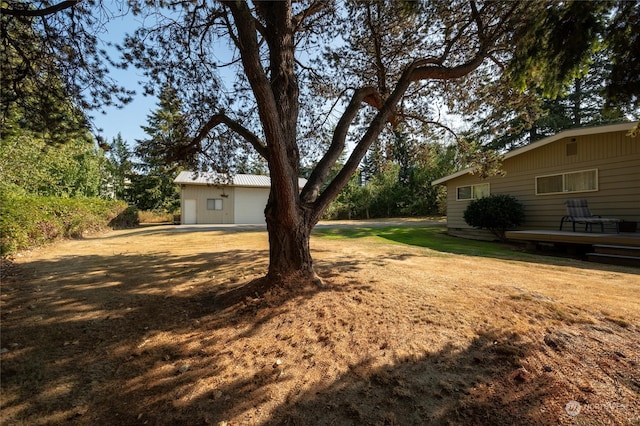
[456, 183, 490, 200]
[207, 198, 223, 210]
[535, 169, 598, 195]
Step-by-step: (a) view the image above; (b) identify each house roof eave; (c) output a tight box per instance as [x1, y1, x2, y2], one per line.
[432, 168, 473, 186]
[431, 121, 637, 186]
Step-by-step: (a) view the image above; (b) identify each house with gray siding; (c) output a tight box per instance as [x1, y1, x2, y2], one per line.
[432, 122, 640, 239]
[174, 171, 307, 224]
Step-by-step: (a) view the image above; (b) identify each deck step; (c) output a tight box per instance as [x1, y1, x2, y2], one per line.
[586, 253, 640, 267]
[592, 244, 640, 257]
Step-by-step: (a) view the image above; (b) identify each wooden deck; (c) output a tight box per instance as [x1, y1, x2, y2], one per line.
[505, 230, 640, 247]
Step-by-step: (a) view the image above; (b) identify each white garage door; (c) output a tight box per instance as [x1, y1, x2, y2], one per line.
[234, 188, 269, 224]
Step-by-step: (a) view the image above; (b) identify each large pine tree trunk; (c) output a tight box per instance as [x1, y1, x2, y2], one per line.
[264, 203, 315, 285]
[252, 2, 318, 287]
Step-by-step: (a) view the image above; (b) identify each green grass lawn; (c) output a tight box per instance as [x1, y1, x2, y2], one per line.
[313, 225, 536, 260]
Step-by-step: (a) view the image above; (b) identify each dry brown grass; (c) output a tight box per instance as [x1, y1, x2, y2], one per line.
[137, 210, 177, 224]
[1, 224, 639, 425]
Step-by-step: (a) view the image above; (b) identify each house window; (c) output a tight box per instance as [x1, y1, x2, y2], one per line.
[535, 169, 598, 195]
[536, 175, 563, 194]
[207, 198, 223, 210]
[456, 183, 490, 200]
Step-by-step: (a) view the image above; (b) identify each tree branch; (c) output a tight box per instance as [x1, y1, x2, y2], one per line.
[488, 53, 506, 72]
[401, 113, 460, 141]
[248, 2, 268, 38]
[193, 114, 269, 160]
[1, 0, 81, 17]
[292, 0, 329, 30]
[365, 1, 388, 98]
[470, 0, 485, 43]
[310, 48, 489, 223]
[300, 86, 378, 203]
[310, 60, 425, 222]
[220, 1, 285, 158]
[409, 53, 487, 82]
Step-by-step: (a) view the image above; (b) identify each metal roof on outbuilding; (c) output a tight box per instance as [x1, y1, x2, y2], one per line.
[174, 171, 307, 188]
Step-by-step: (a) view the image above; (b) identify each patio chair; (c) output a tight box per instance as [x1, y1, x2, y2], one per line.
[559, 199, 621, 233]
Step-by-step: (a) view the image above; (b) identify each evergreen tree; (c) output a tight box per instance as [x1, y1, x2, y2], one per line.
[472, 50, 635, 152]
[1, 0, 132, 123]
[599, 0, 639, 112]
[0, 16, 92, 145]
[105, 133, 133, 201]
[361, 139, 386, 184]
[132, 84, 191, 212]
[466, 2, 639, 152]
[390, 130, 415, 186]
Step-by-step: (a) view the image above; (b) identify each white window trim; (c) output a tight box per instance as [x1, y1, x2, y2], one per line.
[207, 198, 224, 210]
[535, 168, 598, 196]
[456, 183, 490, 201]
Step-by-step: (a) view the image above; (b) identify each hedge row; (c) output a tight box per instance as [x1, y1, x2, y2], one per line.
[0, 193, 138, 256]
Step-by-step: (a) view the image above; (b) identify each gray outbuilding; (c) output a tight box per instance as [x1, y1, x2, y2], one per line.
[174, 171, 307, 224]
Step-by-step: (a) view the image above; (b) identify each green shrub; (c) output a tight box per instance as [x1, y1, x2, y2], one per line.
[0, 191, 135, 256]
[463, 194, 525, 241]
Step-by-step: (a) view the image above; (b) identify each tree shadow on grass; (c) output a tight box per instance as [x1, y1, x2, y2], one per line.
[2, 243, 637, 425]
[0, 249, 269, 422]
[266, 331, 542, 426]
[1, 248, 535, 425]
[0, 247, 378, 424]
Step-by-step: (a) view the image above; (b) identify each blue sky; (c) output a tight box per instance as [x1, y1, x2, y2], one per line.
[91, 9, 237, 149]
[89, 7, 468, 151]
[91, 13, 155, 147]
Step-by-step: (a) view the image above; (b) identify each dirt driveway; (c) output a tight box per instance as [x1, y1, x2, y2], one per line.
[1, 224, 639, 425]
